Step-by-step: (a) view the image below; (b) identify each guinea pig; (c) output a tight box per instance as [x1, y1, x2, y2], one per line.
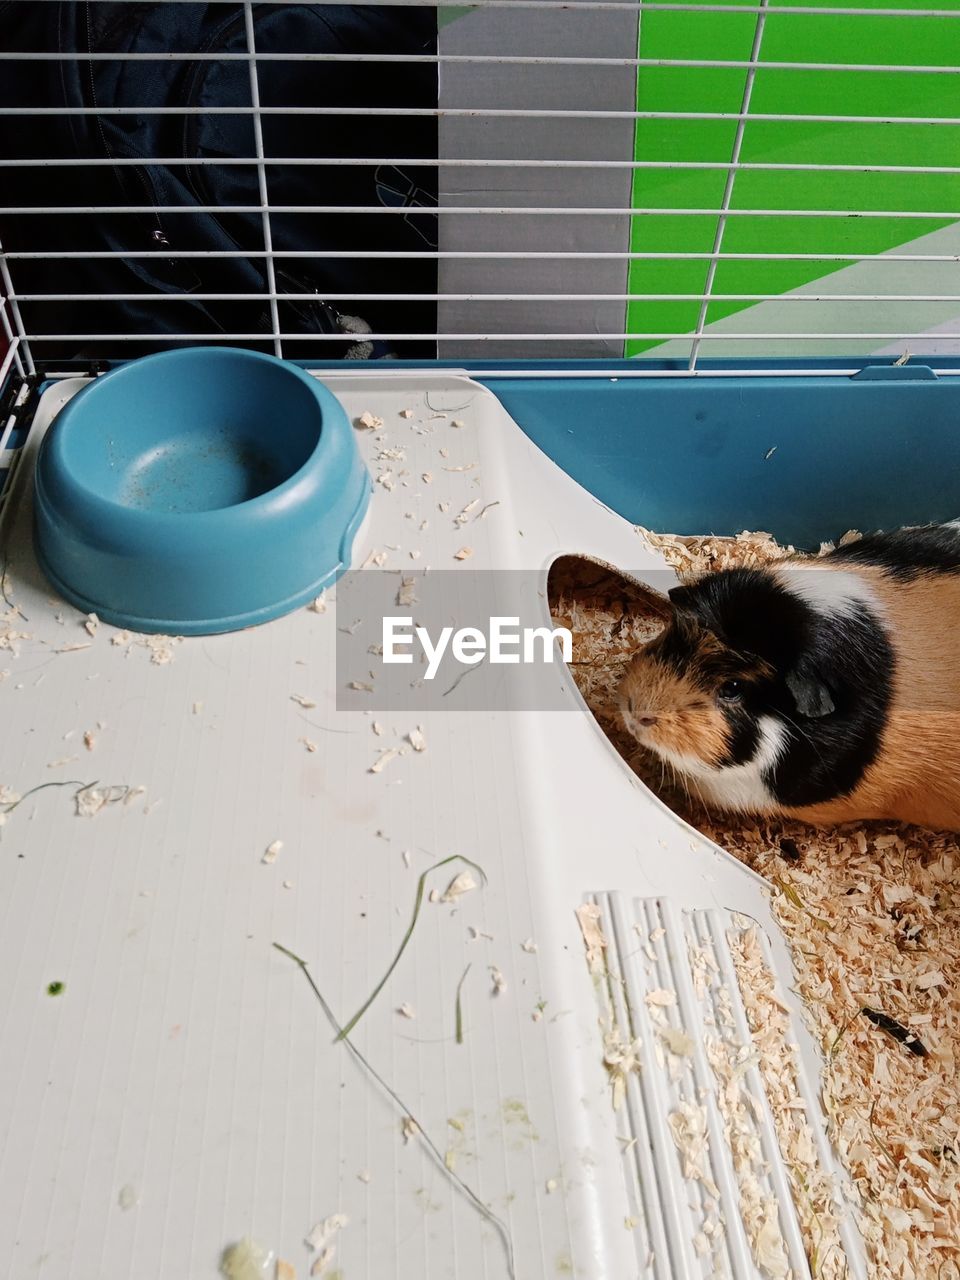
[617, 523, 960, 831]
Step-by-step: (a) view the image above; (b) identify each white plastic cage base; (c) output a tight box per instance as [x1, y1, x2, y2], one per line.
[0, 372, 865, 1279]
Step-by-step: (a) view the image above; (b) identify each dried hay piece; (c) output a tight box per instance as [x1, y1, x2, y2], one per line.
[551, 536, 960, 1279]
[74, 783, 137, 817]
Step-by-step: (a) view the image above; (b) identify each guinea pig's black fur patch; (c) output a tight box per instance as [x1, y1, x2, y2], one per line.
[667, 567, 893, 807]
[828, 523, 960, 581]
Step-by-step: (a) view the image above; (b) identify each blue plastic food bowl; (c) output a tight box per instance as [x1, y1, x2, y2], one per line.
[33, 347, 370, 634]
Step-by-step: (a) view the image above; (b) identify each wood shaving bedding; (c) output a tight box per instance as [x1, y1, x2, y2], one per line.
[550, 535, 960, 1279]
[441, 870, 476, 902]
[726, 926, 847, 1279]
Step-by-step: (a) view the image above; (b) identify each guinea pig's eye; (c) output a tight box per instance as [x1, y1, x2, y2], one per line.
[716, 679, 743, 704]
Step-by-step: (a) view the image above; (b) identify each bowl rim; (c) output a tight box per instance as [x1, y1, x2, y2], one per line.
[36, 347, 344, 525]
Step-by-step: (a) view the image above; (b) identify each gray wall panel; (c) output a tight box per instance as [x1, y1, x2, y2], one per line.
[438, 5, 639, 359]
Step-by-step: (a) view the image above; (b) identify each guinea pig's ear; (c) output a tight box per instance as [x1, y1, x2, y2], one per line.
[667, 585, 694, 612]
[785, 659, 836, 718]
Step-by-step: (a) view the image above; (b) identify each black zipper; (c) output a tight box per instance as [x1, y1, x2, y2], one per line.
[83, 2, 168, 244]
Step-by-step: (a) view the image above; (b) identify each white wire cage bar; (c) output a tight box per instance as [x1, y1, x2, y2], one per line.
[1, 0, 960, 371]
[6, 251, 960, 261]
[7, 206, 960, 217]
[3, 52, 960, 69]
[11, 1, 960, 13]
[6, 107, 960, 121]
[18, 330, 960, 341]
[4, 158, 960, 173]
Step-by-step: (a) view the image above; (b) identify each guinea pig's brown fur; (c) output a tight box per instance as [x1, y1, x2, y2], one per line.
[619, 526, 960, 831]
[787, 563, 960, 830]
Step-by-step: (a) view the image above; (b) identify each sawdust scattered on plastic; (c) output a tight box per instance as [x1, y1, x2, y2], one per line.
[441, 870, 477, 902]
[262, 839, 283, 866]
[117, 1183, 138, 1211]
[107, 628, 182, 664]
[551, 533, 960, 1279]
[355, 411, 383, 430]
[75, 782, 144, 817]
[575, 902, 607, 978]
[305, 1214, 348, 1256]
[370, 746, 404, 774]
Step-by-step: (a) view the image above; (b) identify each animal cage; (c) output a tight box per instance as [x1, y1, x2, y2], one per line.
[1, 3, 959, 1279]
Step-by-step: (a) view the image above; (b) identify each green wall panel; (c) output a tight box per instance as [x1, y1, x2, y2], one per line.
[626, 0, 960, 355]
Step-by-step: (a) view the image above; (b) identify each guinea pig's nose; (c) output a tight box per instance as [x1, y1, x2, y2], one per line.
[637, 714, 658, 727]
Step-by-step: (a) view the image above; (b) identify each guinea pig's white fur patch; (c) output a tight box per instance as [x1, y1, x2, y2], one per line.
[776, 564, 885, 622]
[652, 714, 787, 813]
